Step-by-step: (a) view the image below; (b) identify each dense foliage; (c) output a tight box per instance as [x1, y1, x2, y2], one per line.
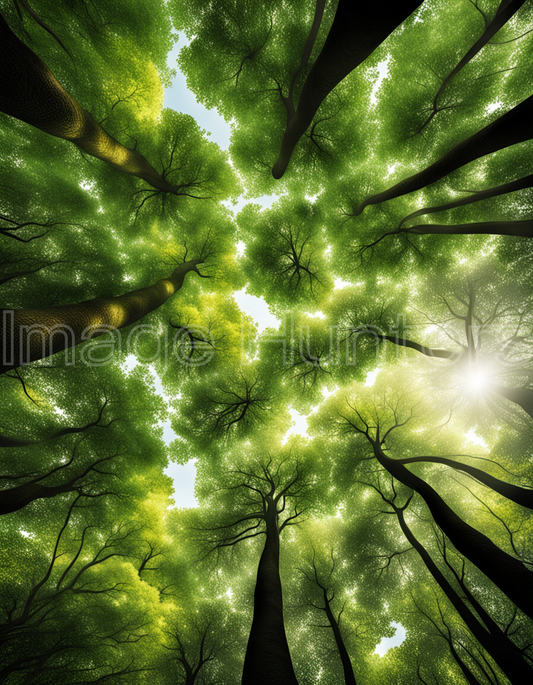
[1, 0, 532, 683]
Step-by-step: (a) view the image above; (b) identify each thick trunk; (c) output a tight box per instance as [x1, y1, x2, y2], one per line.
[322, 590, 356, 685]
[0, 15, 174, 193]
[0, 260, 203, 373]
[242, 503, 298, 685]
[353, 94, 533, 215]
[272, 0, 424, 178]
[0, 481, 74, 515]
[403, 219, 533, 237]
[417, 0, 526, 133]
[397, 455, 533, 509]
[399, 174, 533, 228]
[488, 383, 533, 421]
[394, 506, 532, 684]
[371, 436, 533, 619]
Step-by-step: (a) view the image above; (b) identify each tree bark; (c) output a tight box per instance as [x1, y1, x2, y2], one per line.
[322, 589, 356, 685]
[399, 174, 533, 228]
[393, 503, 532, 684]
[370, 434, 533, 619]
[353, 94, 533, 215]
[242, 499, 298, 684]
[0, 260, 204, 373]
[272, 0, 424, 179]
[396, 455, 533, 509]
[0, 15, 174, 193]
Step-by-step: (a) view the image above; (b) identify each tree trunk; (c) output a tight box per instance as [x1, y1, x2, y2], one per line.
[397, 455, 533, 509]
[0, 260, 203, 373]
[0, 481, 74, 515]
[353, 94, 533, 215]
[394, 504, 532, 684]
[402, 219, 533, 237]
[371, 435, 533, 619]
[399, 174, 533, 228]
[322, 589, 356, 685]
[272, 0, 424, 179]
[0, 15, 174, 193]
[242, 500, 298, 685]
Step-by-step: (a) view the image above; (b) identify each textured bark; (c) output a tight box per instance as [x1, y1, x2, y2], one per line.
[0, 15, 174, 192]
[399, 219, 533, 237]
[353, 94, 533, 215]
[415, 0, 526, 133]
[397, 455, 533, 509]
[242, 500, 298, 685]
[371, 434, 533, 619]
[272, 0, 424, 178]
[0, 260, 203, 373]
[394, 504, 532, 684]
[321, 590, 356, 685]
[399, 174, 533, 228]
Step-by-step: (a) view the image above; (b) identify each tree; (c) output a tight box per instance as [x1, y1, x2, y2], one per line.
[2, 0, 533, 682]
[299, 548, 358, 685]
[271, 0, 425, 178]
[0, 248, 212, 373]
[199, 457, 309, 684]
[0, 14, 176, 192]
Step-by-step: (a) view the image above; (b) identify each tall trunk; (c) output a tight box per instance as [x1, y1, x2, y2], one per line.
[394, 504, 532, 684]
[0, 260, 203, 373]
[322, 589, 356, 685]
[416, 0, 526, 133]
[371, 435, 533, 619]
[399, 174, 533, 228]
[272, 0, 424, 179]
[242, 501, 298, 685]
[401, 219, 533, 237]
[353, 94, 533, 215]
[396, 455, 533, 509]
[0, 15, 174, 193]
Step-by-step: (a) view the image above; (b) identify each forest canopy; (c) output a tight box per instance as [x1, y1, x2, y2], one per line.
[0, 0, 532, 683]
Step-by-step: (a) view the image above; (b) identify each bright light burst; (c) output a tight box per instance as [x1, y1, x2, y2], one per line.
[463, 362, 494, 394]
